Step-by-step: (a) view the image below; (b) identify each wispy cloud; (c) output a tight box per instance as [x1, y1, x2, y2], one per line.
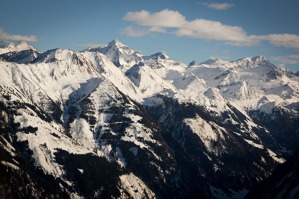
[202, 3, 234, 10]
[122, 26, 149, 37]
[122, 9, 299, 49]
[175, 19, 255, 44]
[123, 9, 186, 28]
[123, 9, 256, 46]
[122, 26, 167, 37]
[271, 54, 299, 65]
[255, 34, 299, 49]
[0, 28, 37, 42]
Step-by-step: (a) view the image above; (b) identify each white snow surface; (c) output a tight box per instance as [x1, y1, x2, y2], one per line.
[120, 173, 156, 198]
[1, 43, 298, 164]
[267, 149, 285, 164]
[88, 39, 143, 72]
[184, 115, 225, 153]
[1, 160, 20, 170]
[186, 56, 299, 112]
[0, 40, 298, 198]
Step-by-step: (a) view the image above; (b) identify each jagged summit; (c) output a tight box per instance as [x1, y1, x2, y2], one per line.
[0, 49, 40, 64]
[108, 39, 125, 47]
[200, 58, 229, 65]
[234, 55, 276, 70]
[33, 48, 74, 63]
[188, 60, 197, 67]
[143, 52, 170, 60]
[88, 39, 128, 52]
[195, 55, 276, 72]
[87, 39, 143, 71]
[199, 55, 271, 66]
[237, 55, 270, 64]
[1, 38, 299, 199]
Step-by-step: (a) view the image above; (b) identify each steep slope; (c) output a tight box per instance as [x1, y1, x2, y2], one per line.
[0, 101, 70, 199]
[187, 56, 299, 112]
[245, 153, 299, 199]
[0, 49, 40, 64]
[0, 55, 160, 198]
[125, 62, 181, 99]
[146, 96, 286, 198]
[0, 40, 299, 198]
[88, 40, 143, 72]
[0, 48, 210, 198]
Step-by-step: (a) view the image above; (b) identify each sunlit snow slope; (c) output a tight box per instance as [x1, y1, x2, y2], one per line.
[0, 40, 298, 199]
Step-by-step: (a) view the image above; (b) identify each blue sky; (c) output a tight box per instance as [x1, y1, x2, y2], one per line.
[1, 0, 299, 71]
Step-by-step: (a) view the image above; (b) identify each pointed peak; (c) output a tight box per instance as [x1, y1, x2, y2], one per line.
[252, 55, 268, 62]
[108, 39, 125, 47]
[33, 48, 75, 63]
[86, 40, 127, 52]
[238, 55, 266, 62]
[144, 52, 170, 60]
[188, 60, 197, 67]
[200, 58, 227, 65]
[237, 55, 271, 65]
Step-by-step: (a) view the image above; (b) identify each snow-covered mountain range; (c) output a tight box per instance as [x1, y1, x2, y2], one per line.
[0, 40, 298, 199]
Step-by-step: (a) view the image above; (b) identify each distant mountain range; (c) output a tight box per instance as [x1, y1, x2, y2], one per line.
[0, 40, 298, 199]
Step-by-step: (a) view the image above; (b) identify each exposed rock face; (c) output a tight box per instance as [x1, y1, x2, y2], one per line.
[0, 40, 298, 198]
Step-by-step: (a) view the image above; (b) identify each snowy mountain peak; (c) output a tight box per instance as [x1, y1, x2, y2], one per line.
[108, 39, 125, 47]
[33, 48, 74, 63]
[204, 87, 224, 101]
[0, 41, 36, 55]
[252, 55, 267, 61]
[237, 55, 272, 66]
[143, 52, 170, 60]
[188, 60, 197, 67]
[87, 40, 143, 71]
[200, 58, 228, 65]
[197, 56, 273, 70]
[1, 39, 299, 199]
[0, 49, 40, 64]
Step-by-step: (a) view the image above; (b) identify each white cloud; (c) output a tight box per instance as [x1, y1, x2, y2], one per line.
[271, 54, 299, 65]
[123, 9, 256, 46]
[123, 9, 186, 28]
[255, 34, 299, 49]
[175, 19, 256, 45]
[122, 26, 149, 37]
[225, 40, 260, 46]
[148, 26, 167, 33]
[122, 9, 299, 49]
[0, 28, 37, 42]
[204, 3, 234, 10]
